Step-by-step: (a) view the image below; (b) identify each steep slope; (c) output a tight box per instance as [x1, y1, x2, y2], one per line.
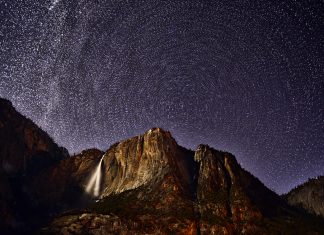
[30, 148, 104, 210]
[1, 98, 323, 234]
[42, 129, 324, 235]
[0, 98, 68, 176]
[195, 145, 284, 234]
[285, 176, 324, 218]
[100, 128, 195, 197]
[46, 128, 198, 234]
[0, 98, 68, 234]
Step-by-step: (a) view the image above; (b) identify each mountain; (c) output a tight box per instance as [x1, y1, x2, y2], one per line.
[41, 128, 324, 235]
[0, 98, 323, 235]
[285, 176, 324, 218]
[0, 98, 68, 234]
[0, 98, 68, 176]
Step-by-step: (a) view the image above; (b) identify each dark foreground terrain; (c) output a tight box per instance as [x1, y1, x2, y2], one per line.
[1, 98, 323, 235]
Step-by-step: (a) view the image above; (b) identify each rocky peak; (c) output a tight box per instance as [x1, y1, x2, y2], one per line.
[285, 176, 324, 218]
[194, 144, 208, 162]
[0, 103, 323, 235]
[0, 98, 69, 234]
[145, 127, 172, 135]
[0, 98, 68, 176]
[100, 128, 194, 197]
[194, 144, 238, 184]
[192, 144, 294, 233]
[42, 130, 324, 235]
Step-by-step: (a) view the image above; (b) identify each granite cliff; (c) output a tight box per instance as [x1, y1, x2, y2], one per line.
[0, 98, 323, 235]
[285, 176, 324, 218]
[0, 98, 68, 234]
[42, 128, 324, 235]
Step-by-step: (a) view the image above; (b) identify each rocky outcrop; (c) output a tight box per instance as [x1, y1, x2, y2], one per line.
[100, 127, 195, 197]
[31, 149, 104, 210]
[195, 145, 288, 234]
[1, 98, 323, 234]
[42, 128, 198, 234]
[0, 98, 68, 234]
[0, 98, 68, 176]
[285, 176, 324, 218]
[43, 130, 324, 235]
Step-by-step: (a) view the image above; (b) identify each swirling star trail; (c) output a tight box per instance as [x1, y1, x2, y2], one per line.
[1, 0, 323, 194]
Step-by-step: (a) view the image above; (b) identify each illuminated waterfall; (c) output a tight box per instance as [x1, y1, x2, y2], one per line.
[85, 155, 105, 197]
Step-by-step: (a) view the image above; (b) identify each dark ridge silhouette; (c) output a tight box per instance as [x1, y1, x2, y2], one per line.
[285, 176, 324, 218]
[0, 98, 323, 235]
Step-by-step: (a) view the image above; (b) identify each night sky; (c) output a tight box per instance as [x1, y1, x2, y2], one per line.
[1, 0, 323, 194]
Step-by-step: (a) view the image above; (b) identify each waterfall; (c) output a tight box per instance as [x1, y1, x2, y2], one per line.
[85, 155, 105, 197]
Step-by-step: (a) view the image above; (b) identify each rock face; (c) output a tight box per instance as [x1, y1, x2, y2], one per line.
[285, 176, 324, 218]
[88, 128, 198, 234]
[31, 148, 104, 210]
[100, 128, 195, 197]
[42, 129, 324, 235]
[0, 98, 68, 234]
[195, 145, 284, 234]
[1, 98, 324, 234]
[0, 98, 67, 176]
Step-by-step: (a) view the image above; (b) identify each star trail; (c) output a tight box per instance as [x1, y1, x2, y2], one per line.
[1, 0, 323, 194]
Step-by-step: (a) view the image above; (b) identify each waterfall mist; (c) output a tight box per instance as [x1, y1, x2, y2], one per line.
[85, 155, 105, 197]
